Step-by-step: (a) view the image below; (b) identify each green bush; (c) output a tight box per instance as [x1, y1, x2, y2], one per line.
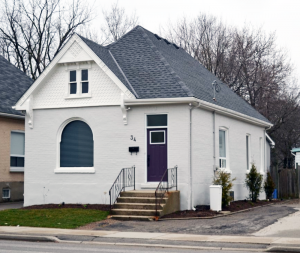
[213, 170, 236, 207]
[245, 164, 263, 202]
[264, 172, 275, 200]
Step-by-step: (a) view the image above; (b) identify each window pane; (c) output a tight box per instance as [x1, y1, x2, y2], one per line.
[219, 130, 226, 157]
[81, 69, 88, 81]
[151, 131, 165, 143]
[17, 157, 24, 167]
[10, 132, 25, 155]
[2, 189, 10, 198]
[70, 83, 77, 94]
[82, 82, 89, 93]
[246, 136, 249, 170]
[147, 115, 167, 126]
[70, 71, 76, 82]
[60, 121, 94, 167]
[10, 157, 17, 166]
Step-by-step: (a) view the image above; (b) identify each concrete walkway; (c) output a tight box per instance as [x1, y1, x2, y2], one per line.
[1, 226, 300, 252]
[0, 201, 23, 210]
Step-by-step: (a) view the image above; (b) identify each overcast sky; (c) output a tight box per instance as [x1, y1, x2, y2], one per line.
[90, 0, 300, 79]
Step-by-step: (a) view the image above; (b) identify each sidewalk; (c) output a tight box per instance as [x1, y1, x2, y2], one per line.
[1, 226, 300, 252]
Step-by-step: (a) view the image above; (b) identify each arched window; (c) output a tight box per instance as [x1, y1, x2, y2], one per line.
[60, 120, 93, 167]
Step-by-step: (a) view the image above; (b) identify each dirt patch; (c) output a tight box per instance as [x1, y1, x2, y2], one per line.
[22, 204, 111, 211]
[161, 200, 281, 219]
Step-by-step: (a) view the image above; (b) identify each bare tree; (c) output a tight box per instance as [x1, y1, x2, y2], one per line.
[164, 13, 299, 168]
[0, 0, 94, 80]
[100, 1, 139, 45]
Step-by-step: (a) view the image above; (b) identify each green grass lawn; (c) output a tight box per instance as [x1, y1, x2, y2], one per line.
[0, 208, 109, 229]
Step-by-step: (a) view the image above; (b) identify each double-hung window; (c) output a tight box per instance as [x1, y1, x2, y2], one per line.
[81, 69, 89, 93]
[219, 130, 227, 169]
[10, 131, 25, 171]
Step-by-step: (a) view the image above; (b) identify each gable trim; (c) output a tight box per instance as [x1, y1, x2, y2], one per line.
[14, 34, 135, 110]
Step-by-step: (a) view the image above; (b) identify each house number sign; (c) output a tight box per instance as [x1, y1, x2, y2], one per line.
[130, 135, 136, 141]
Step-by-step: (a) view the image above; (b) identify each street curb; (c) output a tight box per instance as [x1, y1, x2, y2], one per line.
[0, 234, 59, 242]
[266, 246, 300, 252]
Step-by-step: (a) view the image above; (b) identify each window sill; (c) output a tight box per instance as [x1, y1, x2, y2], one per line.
[10, 167, 24, 172]
[65, 93, 92, 99]
[54, 167, 95, 174]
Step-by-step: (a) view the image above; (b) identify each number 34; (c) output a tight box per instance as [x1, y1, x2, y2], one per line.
[130, 135, 136, 141]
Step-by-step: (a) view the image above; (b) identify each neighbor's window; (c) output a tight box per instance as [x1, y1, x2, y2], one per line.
[60, 120, 94, 167]
[81, 69, 89, 94]
[69, 70, 77, 94]
[246, 135, 250, 170]
[10, 132, 25, 167]
[147, 115, 167, 127]
[219, 130, 227, 168]
[2, 188, 10, 199]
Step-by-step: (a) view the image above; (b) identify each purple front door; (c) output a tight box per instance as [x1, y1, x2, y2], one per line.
[147, 128, 167, 182]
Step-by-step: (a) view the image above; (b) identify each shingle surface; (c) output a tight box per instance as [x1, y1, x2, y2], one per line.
[82, 26, 270, 123]
[0, 56, 33, 116]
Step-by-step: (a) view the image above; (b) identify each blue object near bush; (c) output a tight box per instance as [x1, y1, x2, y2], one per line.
[272, 189, 277, 199]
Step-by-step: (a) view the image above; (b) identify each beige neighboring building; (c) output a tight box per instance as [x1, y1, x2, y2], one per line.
[0, 55, 32, 202]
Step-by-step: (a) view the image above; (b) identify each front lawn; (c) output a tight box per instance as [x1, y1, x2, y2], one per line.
[0, 208, 109, 229]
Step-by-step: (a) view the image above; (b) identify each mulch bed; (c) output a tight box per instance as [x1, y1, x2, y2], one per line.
[22, 204, 111, 211]
[161, 200, 281, 219]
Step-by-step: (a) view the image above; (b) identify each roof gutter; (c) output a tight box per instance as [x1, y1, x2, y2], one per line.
[0, 112, 25, 120]
[124, 97, 273, 128]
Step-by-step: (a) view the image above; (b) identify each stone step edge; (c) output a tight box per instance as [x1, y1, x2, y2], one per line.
[114, 203, 165, 206]
[111, 208, 161, 212]
[110, 215, 156, 220]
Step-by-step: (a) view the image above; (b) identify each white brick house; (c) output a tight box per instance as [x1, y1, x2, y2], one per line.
[14, 26, 274, 211]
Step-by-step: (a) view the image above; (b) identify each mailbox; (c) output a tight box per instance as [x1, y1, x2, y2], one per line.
[129, 147, 139, 155]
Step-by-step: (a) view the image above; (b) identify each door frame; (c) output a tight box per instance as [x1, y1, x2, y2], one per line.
[144, 113, 169, 183]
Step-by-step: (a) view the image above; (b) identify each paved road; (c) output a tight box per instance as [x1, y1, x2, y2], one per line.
[0, 201, 23, 211]
[0, 240, 267, 253]
[94, 202, 297, 235]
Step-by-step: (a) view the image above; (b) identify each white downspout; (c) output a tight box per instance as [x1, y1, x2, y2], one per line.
[189, 102, 201, 210]
[213, 111, 216, 171]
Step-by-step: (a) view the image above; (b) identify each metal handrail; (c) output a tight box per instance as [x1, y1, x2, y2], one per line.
[109, 166, 135, 209]
[155, 165, 178, 217]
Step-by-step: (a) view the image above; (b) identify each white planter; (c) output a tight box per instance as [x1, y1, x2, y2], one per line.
[210, 185, 222, 211]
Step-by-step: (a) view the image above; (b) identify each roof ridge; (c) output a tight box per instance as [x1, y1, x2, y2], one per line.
[105, 26, 141, 49]
[76, 34, 108, 50]
[138, 27, 194, 97]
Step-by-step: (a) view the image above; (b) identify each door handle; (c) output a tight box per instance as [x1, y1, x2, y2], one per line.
[147, 155, 150, 167]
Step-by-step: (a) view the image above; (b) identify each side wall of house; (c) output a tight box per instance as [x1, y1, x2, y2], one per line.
[24, 104, 190, 209]
[192, 109, 267, 206]
[0, 116, 24, 202]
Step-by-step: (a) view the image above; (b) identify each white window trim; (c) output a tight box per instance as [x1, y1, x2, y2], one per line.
[246, 134, 251, 173]
[145, 113, 169, 183]
[150, 130, 166, 144]
[66, 68, 92, 99]
[219, 127, 231, 173]
[10, 130, 25, 172]
[260, 137, 265, 175]
[2, 189, 10, 199]
[56, 117, 95, 174]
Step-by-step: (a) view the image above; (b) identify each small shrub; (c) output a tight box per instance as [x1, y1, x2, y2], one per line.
[245, 164, 263, 202]
[264, 172, 275, 200]
[213, 170, 236, 207]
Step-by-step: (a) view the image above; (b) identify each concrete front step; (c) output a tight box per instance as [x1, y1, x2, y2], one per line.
[110, 215, 155, 221]
[114, 203, 163, 210]
[120, 191, 157, 198]
[111, 208, 160, 216]
[117, 197, 168, 204]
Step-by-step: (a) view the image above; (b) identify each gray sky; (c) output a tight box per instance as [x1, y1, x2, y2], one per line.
[91, 0, 300, 78]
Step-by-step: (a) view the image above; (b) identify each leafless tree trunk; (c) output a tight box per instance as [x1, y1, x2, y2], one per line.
[0, 0, 94, 80]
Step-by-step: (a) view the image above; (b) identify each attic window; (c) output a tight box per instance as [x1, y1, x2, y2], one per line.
[66, 68, 91, 99]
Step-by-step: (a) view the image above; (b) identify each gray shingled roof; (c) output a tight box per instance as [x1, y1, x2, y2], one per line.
[0, 56, 33, 116]
[81, 26, 270, 124]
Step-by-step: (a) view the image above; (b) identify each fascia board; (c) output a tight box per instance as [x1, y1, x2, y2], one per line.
[14, 34, 135, 110]
[124, 97, 273, 128]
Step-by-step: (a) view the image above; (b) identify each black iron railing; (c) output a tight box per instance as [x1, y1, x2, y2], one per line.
[155, 165, 178, 217]
[109, 166, 135, 209]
